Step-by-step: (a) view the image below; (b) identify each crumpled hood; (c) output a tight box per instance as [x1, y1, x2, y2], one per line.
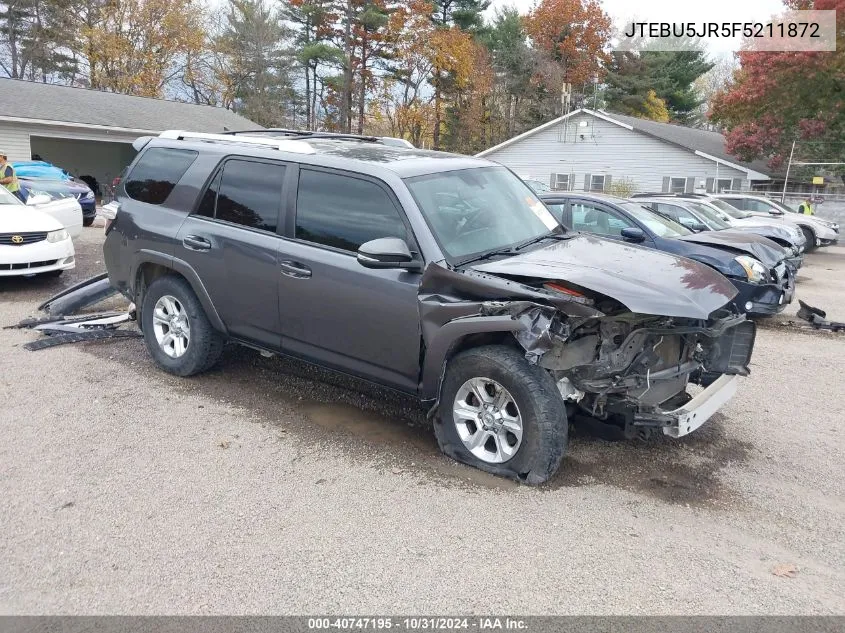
[0, 203, 63, 233]
[471, 234, 737, 319]
[677, 230, 787, 267]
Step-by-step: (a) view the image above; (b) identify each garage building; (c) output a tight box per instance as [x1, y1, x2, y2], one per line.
[0, 78, 256, 194]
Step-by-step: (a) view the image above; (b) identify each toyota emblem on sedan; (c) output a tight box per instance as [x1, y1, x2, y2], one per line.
[11, 235, 24, 244]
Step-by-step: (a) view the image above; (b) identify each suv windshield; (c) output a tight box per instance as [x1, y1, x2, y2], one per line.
[709, 198, 749, 219]
[0, 186, 24, 206]
[688, 202, 731, 229]
[620, 202, 691, 237]
[405, 166, 560, 262]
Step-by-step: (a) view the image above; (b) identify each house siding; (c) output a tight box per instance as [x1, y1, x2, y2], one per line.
[0, 122, 33, 162]
[482, 113, 749, 194]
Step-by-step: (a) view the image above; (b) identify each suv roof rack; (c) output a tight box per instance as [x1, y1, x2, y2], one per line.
[222, 128, 379, 143]
[158, 130, 317, 154]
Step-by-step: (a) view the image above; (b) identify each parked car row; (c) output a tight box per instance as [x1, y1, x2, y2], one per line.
[0, 186, 78, 277]
[12, 160, 98, 226]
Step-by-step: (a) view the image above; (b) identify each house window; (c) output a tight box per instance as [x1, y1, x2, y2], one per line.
[590, 175, 605, 192]
[554, 173, 570, 191]
[716, 178, 732, 193]
[669, 177, 687, 194]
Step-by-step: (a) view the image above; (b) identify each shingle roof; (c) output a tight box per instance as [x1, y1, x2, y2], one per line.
[601, 111, 774, 177]
[0, 78, 257, 133]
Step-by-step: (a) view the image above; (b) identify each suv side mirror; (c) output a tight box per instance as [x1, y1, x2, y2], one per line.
[357, 237, 420, 270]
[621, 227, 645, 243]
[769, 209, 784, 216]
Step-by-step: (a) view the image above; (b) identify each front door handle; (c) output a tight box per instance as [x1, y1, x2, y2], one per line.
[279, 260, 312, 279]
[183, 235, 211, 251]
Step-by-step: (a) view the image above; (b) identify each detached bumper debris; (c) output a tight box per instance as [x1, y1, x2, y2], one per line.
[38, 272, 118, 315]
[10, 273, 140, 351]
[797, 300, 845, 332]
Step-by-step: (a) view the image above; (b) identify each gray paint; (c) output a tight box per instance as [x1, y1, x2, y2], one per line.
[102, 136, 753, 443]
[482, 112, 752, 195]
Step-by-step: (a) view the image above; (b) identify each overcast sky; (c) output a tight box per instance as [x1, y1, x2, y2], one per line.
[487, 0, 788, 56]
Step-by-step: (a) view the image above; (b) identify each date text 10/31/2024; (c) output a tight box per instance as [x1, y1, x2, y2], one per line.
[308, 618, 528, 630]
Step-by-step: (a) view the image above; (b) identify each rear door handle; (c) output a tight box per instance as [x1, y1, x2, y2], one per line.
[183, 235, 211, 251]
[279, 260, 312, 279]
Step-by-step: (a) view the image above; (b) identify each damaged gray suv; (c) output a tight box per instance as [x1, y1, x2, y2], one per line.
[104, 130, 756, 484]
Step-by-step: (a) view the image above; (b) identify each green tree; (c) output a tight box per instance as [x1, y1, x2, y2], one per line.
[217, 0, 298, 126]
[604, 48, 713, 124]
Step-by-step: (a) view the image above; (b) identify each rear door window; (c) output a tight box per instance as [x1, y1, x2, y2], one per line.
[570, 202, 634, 237]
[195, 159, 285, 233]
[125, 147, 198, 205]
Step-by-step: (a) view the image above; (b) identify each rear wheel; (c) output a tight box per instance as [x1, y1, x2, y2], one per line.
[141, 275, 224, 376]
[434, 345, 567, 485]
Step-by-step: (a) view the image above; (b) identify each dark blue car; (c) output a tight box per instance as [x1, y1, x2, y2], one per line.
[12, 161, 97, 226]
[540, 192, 794, 316]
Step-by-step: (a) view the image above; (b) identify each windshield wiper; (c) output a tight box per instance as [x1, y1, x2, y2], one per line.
[455, 230, 568, 267]
[455, 246, 520, 267]
[512, 230, 569, 251]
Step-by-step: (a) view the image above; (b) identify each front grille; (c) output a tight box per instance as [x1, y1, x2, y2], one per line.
[0, 259, 58, 271]
[0, 232, 48, 245]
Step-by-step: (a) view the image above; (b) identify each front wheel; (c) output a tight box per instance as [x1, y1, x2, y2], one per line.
[434, 345, 568, 485]
[83, 216, 95, 227]
[141, 275, 224, 376]
[801, 226, 817, 252]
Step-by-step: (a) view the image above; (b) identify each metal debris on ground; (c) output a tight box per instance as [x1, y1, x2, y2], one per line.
[13, 273, 139, 351]
[23, 329, 141, 351]
[796, 300, 845, 332]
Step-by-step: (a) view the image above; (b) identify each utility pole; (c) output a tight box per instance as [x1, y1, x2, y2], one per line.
[781, 140, 796, 203]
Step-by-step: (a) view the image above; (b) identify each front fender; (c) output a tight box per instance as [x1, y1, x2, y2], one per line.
[420, 315, 522, 404]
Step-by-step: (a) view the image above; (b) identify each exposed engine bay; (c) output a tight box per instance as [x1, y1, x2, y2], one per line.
[482, 302, 755, 431]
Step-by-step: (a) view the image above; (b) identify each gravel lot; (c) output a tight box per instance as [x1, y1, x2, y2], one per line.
[1, 229, 844, 615]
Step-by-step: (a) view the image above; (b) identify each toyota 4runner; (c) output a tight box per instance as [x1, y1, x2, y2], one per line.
[103, 130, 756, 484]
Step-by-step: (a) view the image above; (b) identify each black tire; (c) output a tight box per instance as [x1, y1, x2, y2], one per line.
[801, 226, 817, 252]
[83, 216, 95, 227]
[434, 345, 567, 485]
[141, 275, 224, 376]
[38, 269, 63, 278]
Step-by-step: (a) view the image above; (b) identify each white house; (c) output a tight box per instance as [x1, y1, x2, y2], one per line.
[476, 108, 773, 195]
[0, 79, 256, 188]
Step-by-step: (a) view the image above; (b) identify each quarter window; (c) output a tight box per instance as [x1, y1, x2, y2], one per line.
[195, 159, 285, 232]
[295, 169, 407, 252]
[125, 147, 197, 205]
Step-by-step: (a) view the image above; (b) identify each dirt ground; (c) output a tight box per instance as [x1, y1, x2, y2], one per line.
[1, 229, 843, 614]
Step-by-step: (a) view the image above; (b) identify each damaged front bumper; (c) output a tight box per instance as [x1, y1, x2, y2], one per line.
[732, 264, 795, 316]
[641, 374, 739, 438]
[486, 301, 755, 437]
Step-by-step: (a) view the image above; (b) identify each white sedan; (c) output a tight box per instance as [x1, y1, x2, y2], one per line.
[1, 187, 76, 277]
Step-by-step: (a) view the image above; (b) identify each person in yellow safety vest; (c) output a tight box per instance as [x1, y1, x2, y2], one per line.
[0, 150, 25, 202]
[798, 197, 815, 215]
